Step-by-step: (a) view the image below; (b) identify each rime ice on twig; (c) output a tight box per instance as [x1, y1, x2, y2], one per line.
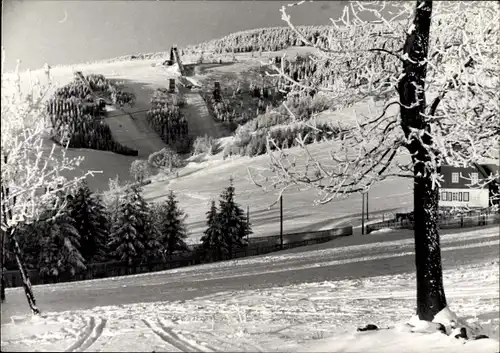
[1, 54, 99, 232]
[249, 1, 499, 206]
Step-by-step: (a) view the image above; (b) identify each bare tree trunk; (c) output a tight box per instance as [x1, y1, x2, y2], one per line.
[10, 229, 40, 315]
[398, 0, 447, 321]
[2, 179, 40, 313]
[414, 171, 447, 320]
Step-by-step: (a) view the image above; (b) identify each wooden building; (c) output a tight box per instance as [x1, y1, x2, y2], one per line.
[439, 163, 499, 209]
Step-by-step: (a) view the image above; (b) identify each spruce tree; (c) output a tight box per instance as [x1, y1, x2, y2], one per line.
[153, 190, 188, 257]
[67, 181, 109, 263]
[217, 178, 251, 259]
[108, 185, 163, 268]
[200, 200, 225, 261]
[35, 199, 86, 281]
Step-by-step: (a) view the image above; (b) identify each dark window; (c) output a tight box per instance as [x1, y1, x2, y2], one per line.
[441, 192, 447, 201]
[463, 192, 469, 202]
[458, 193, 462, 201]
[452, 193, 457, 201]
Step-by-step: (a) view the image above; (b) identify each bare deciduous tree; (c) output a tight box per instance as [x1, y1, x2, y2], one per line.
[250, 1, 499, 321]
[1, 50, 99, 314]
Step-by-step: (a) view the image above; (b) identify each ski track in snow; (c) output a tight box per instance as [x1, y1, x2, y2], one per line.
[142, 317, 214, 352]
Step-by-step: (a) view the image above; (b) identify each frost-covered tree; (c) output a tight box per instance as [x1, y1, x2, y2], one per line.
[147, 147, 182, 173]
[35, 202, 86, 282]
[200, 200, 225, 261]
[108, 185, 162, 268]
[152, 190, 188, 256]
[107, 203, 143, 267]
[102, 175, 126, 225]
[250, 1, 499, 322]
[217, 178, 251, 259]
[1, 53, 97, 313]
[197, 51, 205, 64]
[130, 159, 151, 183]
[67, 181, 109, 263]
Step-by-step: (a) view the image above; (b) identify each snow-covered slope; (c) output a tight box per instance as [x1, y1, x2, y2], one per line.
[1, 259, 498, 352]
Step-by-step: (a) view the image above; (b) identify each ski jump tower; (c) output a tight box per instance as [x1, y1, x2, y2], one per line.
[164, 45, 185, 76]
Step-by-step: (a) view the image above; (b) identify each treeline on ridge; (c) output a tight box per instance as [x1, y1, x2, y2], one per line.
[188, 26, 331, 54]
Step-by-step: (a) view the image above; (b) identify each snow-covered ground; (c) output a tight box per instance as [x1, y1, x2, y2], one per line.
[2, 226, 498, 352]
[1, 261, 498, 352]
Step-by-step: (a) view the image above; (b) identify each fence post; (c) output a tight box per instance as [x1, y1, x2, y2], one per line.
[361, 193, 365, 235]
[366, 192, 369, 220]
[280, 195, 284, 250]
[246, 205, 250, 256]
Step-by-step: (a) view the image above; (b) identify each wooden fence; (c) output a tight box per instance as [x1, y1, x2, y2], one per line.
[3, 226, 353, 288]
[366, 211, 500, 234]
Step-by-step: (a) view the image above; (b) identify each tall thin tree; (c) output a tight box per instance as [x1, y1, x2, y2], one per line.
[218, 178, 251, 259]
[201, 200, 225, 261]
[154, 190, 188, 257]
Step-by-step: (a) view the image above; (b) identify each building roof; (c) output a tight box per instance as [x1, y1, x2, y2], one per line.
[477, 163, 499, 183]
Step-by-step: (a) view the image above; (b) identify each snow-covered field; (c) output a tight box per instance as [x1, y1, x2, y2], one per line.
[1, 261, 498, 352]
[2, 226, 498, 352]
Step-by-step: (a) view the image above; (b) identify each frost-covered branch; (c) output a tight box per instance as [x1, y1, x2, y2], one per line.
[250, 1, 499, 206]
[1, 50, 100, 232]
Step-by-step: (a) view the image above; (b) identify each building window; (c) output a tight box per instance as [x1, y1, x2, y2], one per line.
[451, 172, 459, 183]
[447, 192, 452, 201]
[463, 192, 469, 202]
[452, 192, 457, 201]
[458, 192, 462, 201]
[441, 192, 447, 201]
[471, 172, 479, 185]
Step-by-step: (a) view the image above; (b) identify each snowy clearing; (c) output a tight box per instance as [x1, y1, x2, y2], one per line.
[1, 260, 498, 352]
